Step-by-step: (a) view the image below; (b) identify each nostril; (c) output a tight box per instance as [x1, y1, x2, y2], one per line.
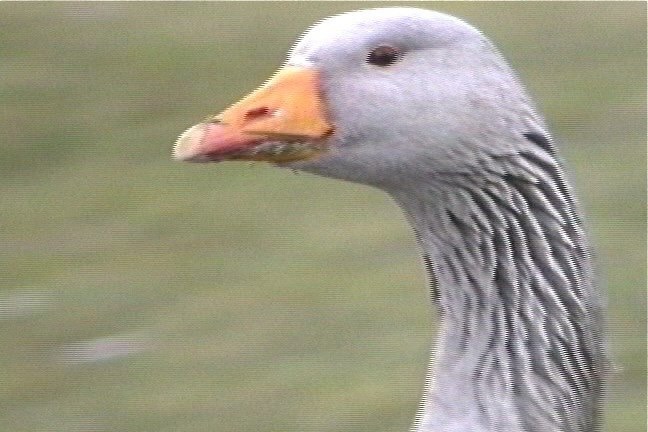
[244, 107, 275, 122]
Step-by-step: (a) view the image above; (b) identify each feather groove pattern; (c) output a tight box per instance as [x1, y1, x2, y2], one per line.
[400, 133, 606, 432]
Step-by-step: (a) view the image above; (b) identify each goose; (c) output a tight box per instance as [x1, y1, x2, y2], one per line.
[173, 7, 607, 432]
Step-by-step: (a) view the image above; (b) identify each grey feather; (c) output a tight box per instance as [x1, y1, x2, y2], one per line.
[284, 8, 608, 432]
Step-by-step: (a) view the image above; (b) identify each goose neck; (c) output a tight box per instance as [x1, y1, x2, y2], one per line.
[389, 152, 606, 432]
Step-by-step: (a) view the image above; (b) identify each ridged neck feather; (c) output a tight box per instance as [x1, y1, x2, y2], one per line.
[390, 134, 606, 432]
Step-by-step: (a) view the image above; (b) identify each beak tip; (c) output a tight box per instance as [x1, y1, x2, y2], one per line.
[173, 124, 206, 162]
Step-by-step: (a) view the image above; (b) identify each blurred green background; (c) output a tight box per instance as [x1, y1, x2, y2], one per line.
[1, 2, 645, 431]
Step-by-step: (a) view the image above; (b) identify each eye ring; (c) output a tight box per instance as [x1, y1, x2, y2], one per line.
[367, 45, 402, 67]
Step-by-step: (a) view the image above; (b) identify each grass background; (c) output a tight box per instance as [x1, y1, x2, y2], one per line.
[1, 2, 645, 431]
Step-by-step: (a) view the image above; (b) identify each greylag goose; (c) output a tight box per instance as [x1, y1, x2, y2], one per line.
[174, 7, 607, 432]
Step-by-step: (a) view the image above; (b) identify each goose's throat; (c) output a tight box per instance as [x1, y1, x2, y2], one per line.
[390, 149, 606, 432]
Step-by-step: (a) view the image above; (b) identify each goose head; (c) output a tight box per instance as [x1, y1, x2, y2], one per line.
[173, 7, 606, 431]
[174, 7, 539, 191]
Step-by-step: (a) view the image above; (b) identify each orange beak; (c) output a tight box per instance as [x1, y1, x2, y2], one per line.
[173, 66, 334, 163]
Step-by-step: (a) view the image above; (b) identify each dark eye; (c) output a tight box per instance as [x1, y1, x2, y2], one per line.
[367, 45, 402, 67]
